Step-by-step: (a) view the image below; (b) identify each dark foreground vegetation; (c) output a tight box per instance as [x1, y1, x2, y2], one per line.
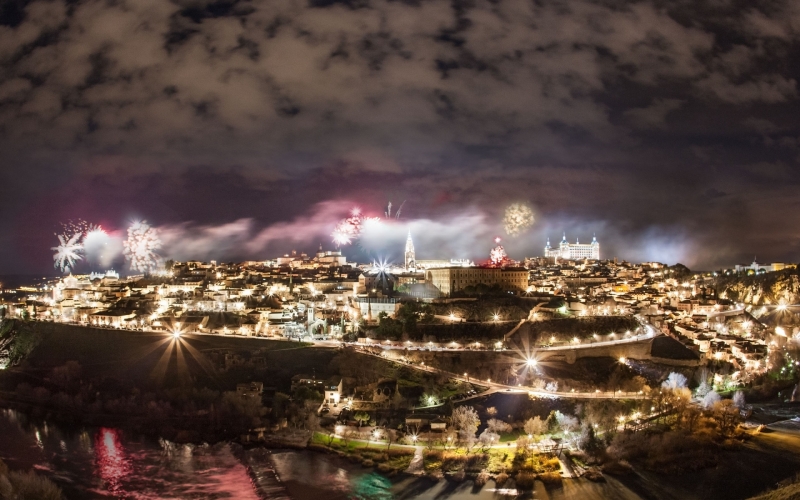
[0, 458, 63, 500]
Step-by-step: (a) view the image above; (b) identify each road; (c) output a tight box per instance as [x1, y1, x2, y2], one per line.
[353, 347, 647, 400]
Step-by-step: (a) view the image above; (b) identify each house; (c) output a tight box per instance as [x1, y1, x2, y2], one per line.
[324, 378, 343, 406]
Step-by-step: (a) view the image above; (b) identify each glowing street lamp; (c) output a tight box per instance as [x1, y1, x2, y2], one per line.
[526, 358, 538, 367]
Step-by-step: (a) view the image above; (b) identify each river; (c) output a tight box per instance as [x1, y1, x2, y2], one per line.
[0, 408, 650, 499]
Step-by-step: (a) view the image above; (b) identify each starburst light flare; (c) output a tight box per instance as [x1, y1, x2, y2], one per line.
[124, 221, 162, 273]
[52, 233, 84, 272]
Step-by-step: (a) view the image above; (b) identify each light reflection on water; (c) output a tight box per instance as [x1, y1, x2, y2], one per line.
[0, 409, 267, 499]
[0, 408, 598, 500]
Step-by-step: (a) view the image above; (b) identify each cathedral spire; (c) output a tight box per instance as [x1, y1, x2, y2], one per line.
[405, 230, 416, 270]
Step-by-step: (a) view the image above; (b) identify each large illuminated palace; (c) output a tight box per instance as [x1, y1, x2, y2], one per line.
[545, 233, 600, 260]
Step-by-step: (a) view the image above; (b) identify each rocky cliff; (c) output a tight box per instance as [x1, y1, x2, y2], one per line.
[716, 268, 800, 306]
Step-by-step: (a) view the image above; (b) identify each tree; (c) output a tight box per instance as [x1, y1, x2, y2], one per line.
[712, 400, 741, 436]
[524, 416, 547, 438]
[487, 418, 511, 434]
[341, 429, 357, 448]
[702, 390, 721, 409]
[325, 429, 337, 446]
[478, 429, 499, 451]
[452, 406, 480, 449]
[384, 429, 398, 450]
[354, 412, 370, 427]
[556, 412, 580, 436]
[486, 406, 498, 417]
[516, 434, 534, 453]
[733, 390, 746, 409]
[695, 379, 711, 398]
[578, 422, 601, 455]
[218, 391, 266, 434]
[662, 372, 688, 390]
[680, 405, 703, 433]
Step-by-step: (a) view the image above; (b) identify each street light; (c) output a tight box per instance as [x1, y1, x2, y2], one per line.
[526, 358, 538, 367]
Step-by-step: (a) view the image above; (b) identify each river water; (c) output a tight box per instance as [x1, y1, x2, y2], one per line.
[0, 408, 645, 499]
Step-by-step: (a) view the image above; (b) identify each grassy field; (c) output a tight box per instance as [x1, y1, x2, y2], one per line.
[310, 432, 415, 472]
[1, 321, 336, 392]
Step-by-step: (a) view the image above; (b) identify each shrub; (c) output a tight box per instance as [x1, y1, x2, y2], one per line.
[538, 471, 562, 486]
[7, 470, 63, 500]
[495, 472, 509, 486]
[584, 467, 605, 482]
[361, 459, 375, 468]
[515, 471, 536, 489]
[377, 463, 393, 473]
[475, 471, 489, 486]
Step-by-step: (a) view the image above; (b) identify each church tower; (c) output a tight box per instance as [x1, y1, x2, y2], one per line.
[405, 231, 416, 271]
[560, 232, 570, 260]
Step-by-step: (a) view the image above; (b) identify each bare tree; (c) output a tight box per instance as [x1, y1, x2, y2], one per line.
[662, 372, 688, 390]
[452, 406, 480, 449]
[524, 416, 546, 438]
[384, 429, 398, 450]
[478, 429, 499, 451]
[487, 418, 511, 434]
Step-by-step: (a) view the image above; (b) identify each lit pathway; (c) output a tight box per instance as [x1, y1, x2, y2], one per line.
[343, 323, 659, 353]
[405, 446, 424, 474]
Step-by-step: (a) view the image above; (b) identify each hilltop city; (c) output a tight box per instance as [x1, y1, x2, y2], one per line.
[1, 232, 799, 498]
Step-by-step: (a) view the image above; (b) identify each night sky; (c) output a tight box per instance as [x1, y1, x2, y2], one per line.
[1, 0, 800, 274]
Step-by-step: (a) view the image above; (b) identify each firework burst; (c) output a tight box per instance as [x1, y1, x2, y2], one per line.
[489, 237, 510, 266]
[59, 219, 100, 238]
[124, 221, 162, 273]
[331, 208, 381, 248]
[385, 200, 406, 219]
[52, 233, 84, 272]
[503, 203, 534, 237]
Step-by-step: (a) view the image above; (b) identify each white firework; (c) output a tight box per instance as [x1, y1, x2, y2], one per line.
[503, 203, 534, 237]
[489, 237, 509, 266]
[124, 221, 162, 273]
[331, 207, 381, 247]
[52, 233, 84, 272]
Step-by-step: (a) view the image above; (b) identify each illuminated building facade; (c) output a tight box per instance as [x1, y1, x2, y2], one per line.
[426, 267, 528, 296]
[545, 233, 600, 260]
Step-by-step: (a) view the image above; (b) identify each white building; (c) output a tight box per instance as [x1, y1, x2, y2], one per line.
[734, 259, 793, 274]
[545, 233, 600, 260]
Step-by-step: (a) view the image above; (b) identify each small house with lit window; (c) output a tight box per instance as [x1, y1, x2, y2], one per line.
[325, 378, 343, 406]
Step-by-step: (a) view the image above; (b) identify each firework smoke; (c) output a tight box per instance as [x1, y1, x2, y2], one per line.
[123, 221, 162, 273]
[83, 228, 124, 269]
[503, 203, 534, 237]
[52, 233, 84, 272]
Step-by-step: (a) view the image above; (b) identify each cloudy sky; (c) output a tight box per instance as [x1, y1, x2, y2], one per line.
[1, 0, 800, 273]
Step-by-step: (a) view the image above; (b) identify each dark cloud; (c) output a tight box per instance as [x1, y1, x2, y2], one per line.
[1, 0, 800, 273]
